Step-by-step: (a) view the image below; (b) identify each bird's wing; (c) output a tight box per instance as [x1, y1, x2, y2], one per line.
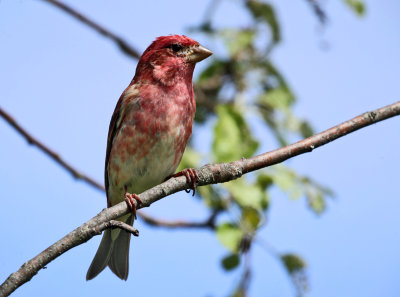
[104, 84, 139, 207]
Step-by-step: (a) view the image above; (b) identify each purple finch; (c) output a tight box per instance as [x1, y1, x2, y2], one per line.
[86, 35, 212, 280]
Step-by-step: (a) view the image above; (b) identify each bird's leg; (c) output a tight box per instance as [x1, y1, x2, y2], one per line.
[168, 168, 199, 196]
[124, 186, 143, 219]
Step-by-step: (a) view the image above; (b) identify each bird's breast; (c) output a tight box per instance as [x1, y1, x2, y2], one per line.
[107, 89, 195, 206]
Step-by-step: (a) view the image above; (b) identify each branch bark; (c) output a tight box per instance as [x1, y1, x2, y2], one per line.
[0, 101, 399, 296]
[104, 220, 139, 236]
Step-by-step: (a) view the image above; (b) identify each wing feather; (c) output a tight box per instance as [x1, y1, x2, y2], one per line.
[104, 84, 139, 206]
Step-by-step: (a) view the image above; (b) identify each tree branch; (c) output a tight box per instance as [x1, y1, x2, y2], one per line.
[139, 209, 219, 229]
[0, 107, 105, 192]
[104, 220, 139, 236]
[40, 0, 141, 59]
[1, 101, 399, 296]
[241, 101, 400, 173]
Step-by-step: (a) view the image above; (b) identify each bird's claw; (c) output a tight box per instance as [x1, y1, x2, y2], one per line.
[172, 168, 199, 196]
[124, 193, 143, 219]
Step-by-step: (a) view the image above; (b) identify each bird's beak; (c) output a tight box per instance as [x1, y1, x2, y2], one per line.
[187, 45, 213, 63]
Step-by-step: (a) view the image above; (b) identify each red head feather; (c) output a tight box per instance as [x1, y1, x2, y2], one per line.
[142, 35, 199, 56]
[132, 35, 201, 86]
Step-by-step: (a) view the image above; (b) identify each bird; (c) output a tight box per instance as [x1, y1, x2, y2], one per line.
[86, 35, 212, 280]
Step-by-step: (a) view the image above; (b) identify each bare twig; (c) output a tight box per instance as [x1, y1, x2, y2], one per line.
[1, 102, 399, 296]
[40, 0, 141, 59]
[103, 220, 139, 236]
[202, 0, 222, 26]
[304, 0, 327, 24]
[139, 209, 219, 229]
[0, 107, 105, 192]
[256, 238, 306, 297]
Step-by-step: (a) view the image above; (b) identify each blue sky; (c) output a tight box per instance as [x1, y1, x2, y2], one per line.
[0, 0, 399, 296]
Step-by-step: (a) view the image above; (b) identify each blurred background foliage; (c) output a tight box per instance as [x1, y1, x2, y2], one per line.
[178, 0, 364, 296]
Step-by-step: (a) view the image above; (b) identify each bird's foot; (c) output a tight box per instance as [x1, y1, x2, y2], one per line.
[170, 168, 199, 196]
[124, 193, 143, 219]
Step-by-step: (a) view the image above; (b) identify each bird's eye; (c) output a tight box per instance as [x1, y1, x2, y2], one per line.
[170, 44, 183, 52]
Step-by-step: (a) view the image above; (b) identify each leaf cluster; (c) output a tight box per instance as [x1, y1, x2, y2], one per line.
[181, 0, 363, 295]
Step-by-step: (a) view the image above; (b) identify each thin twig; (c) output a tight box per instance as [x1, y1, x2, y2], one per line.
[139, 209, 219, 229]
[40, 0, 141, 59]
[202, 0, 221, 26]
[102, 220, 139, 236]
[1, 102, 399, 296]
[0, 107, 105, 192]
[255, 238, 305, 297]
[304, 0, 327, 24]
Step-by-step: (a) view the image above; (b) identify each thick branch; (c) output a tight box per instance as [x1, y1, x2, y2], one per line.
[40, 0, 141, 59]
[0, 107, 105, 192]
[1, 101, 399, 296]
[241, 102, 400, 173]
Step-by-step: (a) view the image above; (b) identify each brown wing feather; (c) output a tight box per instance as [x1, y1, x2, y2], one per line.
[105, 87, 130, 207]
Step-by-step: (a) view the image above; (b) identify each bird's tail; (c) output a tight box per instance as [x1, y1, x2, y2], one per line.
[86, 215, 133, 280]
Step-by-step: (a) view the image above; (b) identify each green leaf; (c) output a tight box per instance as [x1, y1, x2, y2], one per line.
[281, 253, 309, 295]
[213, 104, 259, 163]
[306, 189, 326, 214]
[216, 223, 243, 253]
[197, 185, 226, 210]
[271, 166, 333, 214]
[198, 59, 227, 84]
[221, 29, 256, 56]
[272, 166, 303, 200]
[224, 178, 269, 210]
[221, 253, 241, 271]
[263, 61, 294, 93]
[177, 147, 201, 172]
[281, 253, 307, 274]
[195, 59, 225, 123]
[246, 0, 281, 43]
[259, 87, 295, 111]
[344, 0, 366, 16]
[241, 207, 261, 232]
[256, 173, 274, 191]
[231, 289, 246, 297]
[299, 120, 314, 138]
[303, 180, 334, 214]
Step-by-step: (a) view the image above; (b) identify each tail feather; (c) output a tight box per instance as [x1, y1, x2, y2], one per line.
[109, 215, 133, 280]
[86, 228, 113, 280]
[86, 215, 133, 281]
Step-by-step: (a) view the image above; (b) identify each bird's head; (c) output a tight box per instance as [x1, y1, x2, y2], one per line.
[134, 35, 212, 86]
